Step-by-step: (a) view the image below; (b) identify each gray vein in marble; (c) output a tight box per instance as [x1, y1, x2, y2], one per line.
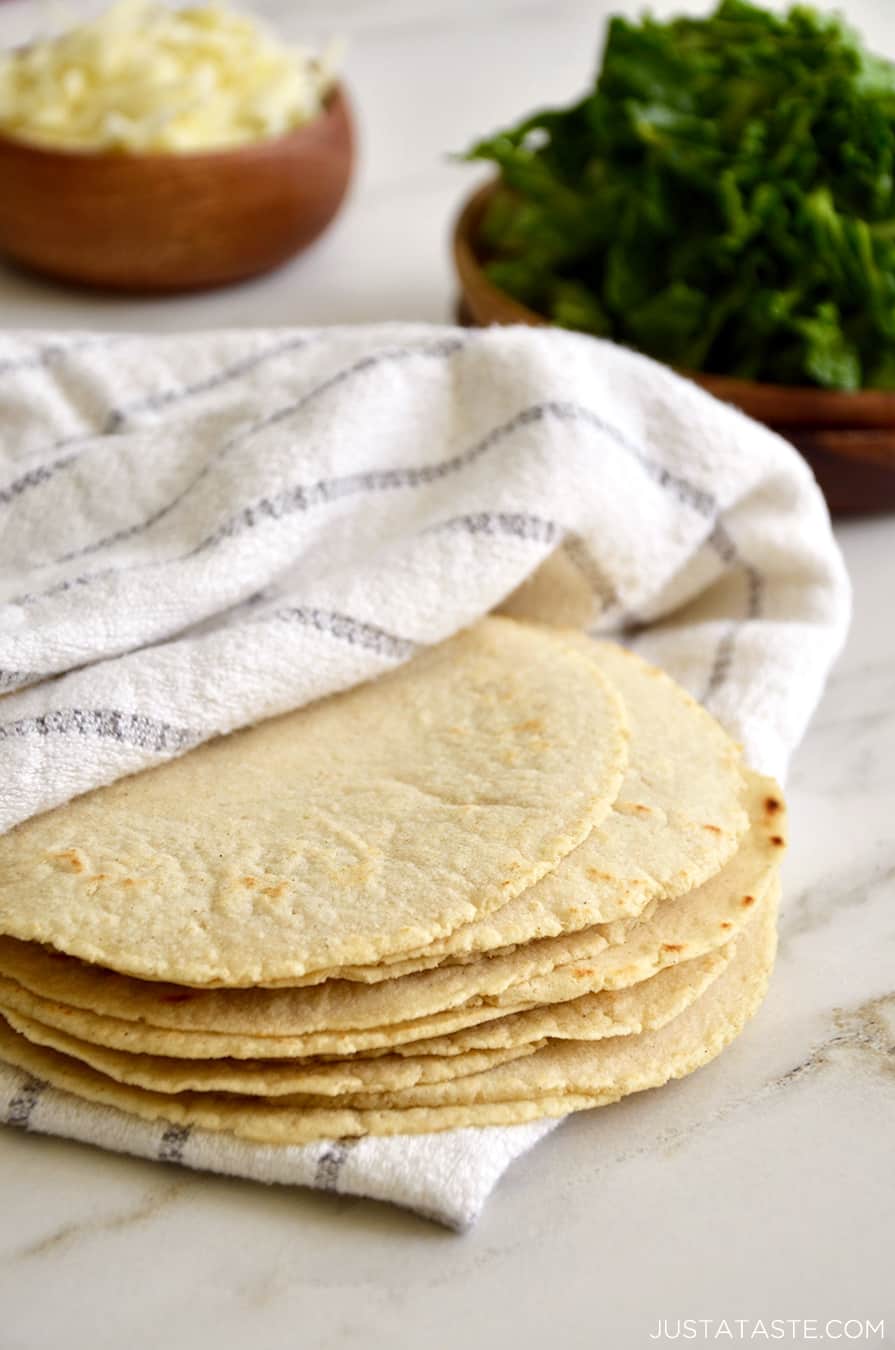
[13, 1179, 187, 1263]
[367, 990, 895, 1288]
[529, 989, 895, 1220]
[777, 856, 895, 956]
[779, 993, 895, 1088]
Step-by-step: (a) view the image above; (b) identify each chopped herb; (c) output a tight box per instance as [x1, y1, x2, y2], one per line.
[465, 0, 895, 389]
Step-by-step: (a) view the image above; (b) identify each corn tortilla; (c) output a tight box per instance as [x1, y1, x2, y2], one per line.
[272, 891, 777, 1110]
[397, 942, 733, 1057]
[0, 936, 733, 1097]
[0, 770, 784, 1059]
[0, 618, 628, 984]
[0, 1007, 541, 1096]
[253, 638, 749, 987]
[0, 887, 777, 1140]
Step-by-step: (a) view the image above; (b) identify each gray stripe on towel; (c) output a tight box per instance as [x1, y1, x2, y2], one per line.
[6, 1076, 46, 1129]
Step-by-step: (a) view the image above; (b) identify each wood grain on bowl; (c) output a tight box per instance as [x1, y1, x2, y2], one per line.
[454, 180, 895, 516]
[0, 84, 354, 293]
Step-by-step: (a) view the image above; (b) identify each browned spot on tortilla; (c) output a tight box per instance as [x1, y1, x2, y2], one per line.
[53, 849, 84, 873]
[720, 921, 733, 930]
[703, 823, 722, 834]
[586, 867, 614, 882]
[765, 796, 782, 814]
[570, 967, 594, 979]
[742, 895, 756, 907]
[262, 883, 286, 899]
[514, 718, 544, 734]
[122, 878, 136, 888]
[242, 876, 256, 888]
[661, 943, 684, 953]
[770, 836, 785, 847]
[89, 874, 108, 882]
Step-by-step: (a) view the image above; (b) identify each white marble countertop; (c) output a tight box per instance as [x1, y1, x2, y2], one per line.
[0, 1, 893, 1346]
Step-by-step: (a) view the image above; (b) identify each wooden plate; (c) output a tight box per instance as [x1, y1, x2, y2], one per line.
[454, 181, 895, 515]
[0, 85, 354, 293]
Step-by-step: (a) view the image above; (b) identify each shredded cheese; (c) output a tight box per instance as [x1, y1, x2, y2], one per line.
[0, 1, 339, 152]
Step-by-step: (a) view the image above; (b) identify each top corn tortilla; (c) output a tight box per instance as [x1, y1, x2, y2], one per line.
[0, 632, 748, 1001]
[0, 618, 628, 985]
[0, 770, 785, 1058]
[294, 637, 749, 986]
[0, 886, 777, 1143]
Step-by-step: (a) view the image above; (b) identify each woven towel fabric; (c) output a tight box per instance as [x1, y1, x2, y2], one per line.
[0, 323, 850, 1226]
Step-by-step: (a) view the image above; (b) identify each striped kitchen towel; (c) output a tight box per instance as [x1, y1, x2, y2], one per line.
[0, 322, 850, 1228]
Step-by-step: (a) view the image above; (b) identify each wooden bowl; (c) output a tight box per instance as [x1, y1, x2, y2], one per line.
[0, 84, 354, 293]
[454, 181, 895, 515]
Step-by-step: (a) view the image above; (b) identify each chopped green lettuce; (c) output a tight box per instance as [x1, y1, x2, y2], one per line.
[465, 0, 895, 389]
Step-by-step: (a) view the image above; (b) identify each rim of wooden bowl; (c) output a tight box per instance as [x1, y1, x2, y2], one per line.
[453, 179, 895, 431]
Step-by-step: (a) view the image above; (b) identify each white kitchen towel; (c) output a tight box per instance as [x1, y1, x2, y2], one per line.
[0, 322, 850, 1228]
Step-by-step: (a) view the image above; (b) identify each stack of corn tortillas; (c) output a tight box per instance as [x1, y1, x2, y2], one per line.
[0, 617, 786, 1144]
